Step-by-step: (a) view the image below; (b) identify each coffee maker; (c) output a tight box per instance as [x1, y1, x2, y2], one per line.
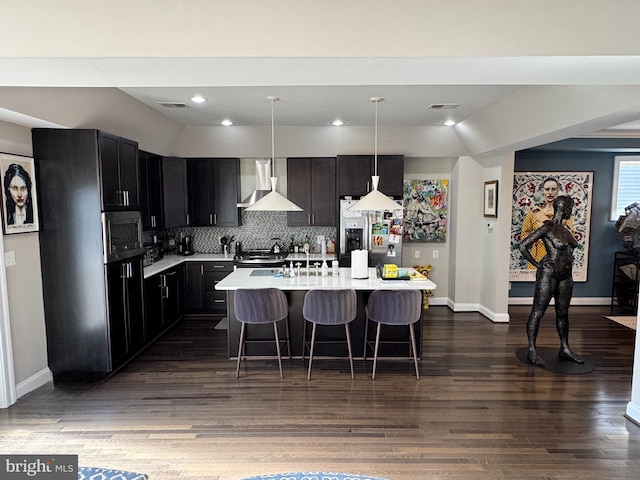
[182, 235, 194, 256]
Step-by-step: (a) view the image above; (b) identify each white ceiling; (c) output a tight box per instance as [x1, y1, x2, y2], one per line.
[120, 85, 521, 128]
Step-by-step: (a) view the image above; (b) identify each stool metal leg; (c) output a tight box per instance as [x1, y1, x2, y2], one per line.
[372, 322, 382, 380]
[345, 323, 354, 379]
[236, 322, 246, 379]
[273, 322, 283, 378]
[363, 317, 369, 361]
[307, 323, 318, 380]
[409, 323, 420, 380]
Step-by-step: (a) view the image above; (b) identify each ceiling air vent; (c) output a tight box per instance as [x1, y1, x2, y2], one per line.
[427, 103, 459, 110]
[157, 102, 190, 109]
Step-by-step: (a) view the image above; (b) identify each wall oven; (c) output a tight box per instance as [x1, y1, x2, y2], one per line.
[101, 211, 144, 263]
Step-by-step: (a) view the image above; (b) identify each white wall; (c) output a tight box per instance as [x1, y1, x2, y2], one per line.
[0, 120, 49, 392]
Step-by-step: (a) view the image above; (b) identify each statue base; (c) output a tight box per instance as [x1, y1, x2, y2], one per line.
[516, 346, 595, 375]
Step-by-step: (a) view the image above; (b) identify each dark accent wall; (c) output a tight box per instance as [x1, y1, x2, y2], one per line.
[511, 138, 640, 299]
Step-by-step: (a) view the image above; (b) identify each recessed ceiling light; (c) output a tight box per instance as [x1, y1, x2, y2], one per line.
[332, 120, 345, 126]
[443, 120, 456, 126]
[190, 96, 207, 104]
[220, 119, 234, 126]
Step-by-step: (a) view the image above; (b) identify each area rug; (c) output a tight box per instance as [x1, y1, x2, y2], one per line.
[604, 315, 637, 330]
[78, 467, 148, 480]
[242, 473, 389, 480]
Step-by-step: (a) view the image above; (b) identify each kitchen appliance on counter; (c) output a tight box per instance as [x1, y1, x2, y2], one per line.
[182, 235, 194, 256]
[339, 198, 404, 267]
[143, 243, 164, 266]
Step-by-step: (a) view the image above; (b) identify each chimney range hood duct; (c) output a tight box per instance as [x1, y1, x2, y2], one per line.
[237, 159, 272, 207]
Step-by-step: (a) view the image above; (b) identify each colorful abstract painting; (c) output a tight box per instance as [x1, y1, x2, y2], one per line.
[403, 179, 448, 243]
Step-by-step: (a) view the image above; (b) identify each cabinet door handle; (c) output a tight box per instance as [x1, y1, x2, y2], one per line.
[214, 299, 225, 303]
[209, 213, 213, 225]
[312, 213, 315, 224]
[212, 265, 225, 269]
[161, 286, 169, 299]
[165, 271, 177, 276]
[124, 190, 130, 206]
[200, 265, 204, 275]
[214, 213, 217, 225]
[186, 214, 190, 225]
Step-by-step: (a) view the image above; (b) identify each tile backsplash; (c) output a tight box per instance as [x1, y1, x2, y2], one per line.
[148, 210, 336, 254]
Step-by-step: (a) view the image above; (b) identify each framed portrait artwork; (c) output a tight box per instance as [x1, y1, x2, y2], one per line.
[0, 153, 39, 234]
[509, 172, 593, 282]
[483, 180, 498, 217]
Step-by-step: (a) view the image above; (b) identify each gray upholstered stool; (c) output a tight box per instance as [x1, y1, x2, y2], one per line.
[234, 288, 290, 379]
[302, 289, 357, 380]
[364, 289, 422, 380]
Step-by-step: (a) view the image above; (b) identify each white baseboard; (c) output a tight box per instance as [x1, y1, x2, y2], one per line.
[626, 401, 640, 426]
[508, 297, 612, 306]
[16, 368, 52, 399]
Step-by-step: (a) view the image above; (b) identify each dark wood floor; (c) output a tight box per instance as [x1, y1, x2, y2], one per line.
[1, 306, 639, 479]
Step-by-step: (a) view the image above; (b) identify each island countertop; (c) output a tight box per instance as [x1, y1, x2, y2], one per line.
[215, 267, 436, 291]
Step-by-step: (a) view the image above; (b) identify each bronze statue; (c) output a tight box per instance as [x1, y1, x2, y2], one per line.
[518, 195, 584, 367]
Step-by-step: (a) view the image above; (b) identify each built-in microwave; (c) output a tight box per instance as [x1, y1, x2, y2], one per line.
[101, 211, 144, 263]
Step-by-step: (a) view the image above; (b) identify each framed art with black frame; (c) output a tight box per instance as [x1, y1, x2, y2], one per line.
[0, 153, 39, 234]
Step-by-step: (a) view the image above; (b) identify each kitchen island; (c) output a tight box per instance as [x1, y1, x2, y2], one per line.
[216, 267, 436, 360]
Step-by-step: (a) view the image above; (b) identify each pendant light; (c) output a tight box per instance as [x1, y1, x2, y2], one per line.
[246, 96, 303, 212]
[348, 97, 402, 211]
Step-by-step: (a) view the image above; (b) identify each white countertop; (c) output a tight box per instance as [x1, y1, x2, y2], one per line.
[143, 253, 337, 278]
[215, 267, 436, 291]
[143, 253, 233, 278]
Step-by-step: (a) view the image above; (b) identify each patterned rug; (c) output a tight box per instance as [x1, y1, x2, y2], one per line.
[78, 467, 148, 480]
[242, 473, 389, 480]
[604, 315, 637, 330]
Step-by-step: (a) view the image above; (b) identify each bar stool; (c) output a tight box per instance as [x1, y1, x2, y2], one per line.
[234, 288, 290, 379]
[364, 289, 422, 379]
[302, 289, 357, 380]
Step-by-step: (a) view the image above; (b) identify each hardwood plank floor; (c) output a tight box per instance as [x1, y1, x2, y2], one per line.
[1, 306, 639, 479]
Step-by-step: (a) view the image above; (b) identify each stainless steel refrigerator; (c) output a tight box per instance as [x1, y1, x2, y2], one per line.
[338, 198, 404, 267]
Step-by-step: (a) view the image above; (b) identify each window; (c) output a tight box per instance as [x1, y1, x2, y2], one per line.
[611, 156, 640, 220]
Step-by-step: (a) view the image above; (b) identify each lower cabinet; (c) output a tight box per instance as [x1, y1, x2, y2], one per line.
[105, 256, 145, 371]
[186, 261, 234, 314]
[144, 264, 185, 340]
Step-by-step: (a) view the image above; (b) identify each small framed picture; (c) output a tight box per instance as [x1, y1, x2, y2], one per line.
[483, 180, 498, 218]
[1, 153, 39, 234]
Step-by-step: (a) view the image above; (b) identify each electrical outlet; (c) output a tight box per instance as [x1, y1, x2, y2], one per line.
[5, 251, 16, 267]
[414, 250, 420, 259]
[433, 250, 439, 259]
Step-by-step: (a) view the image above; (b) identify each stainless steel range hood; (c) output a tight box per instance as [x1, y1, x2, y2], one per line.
[237, 159, 272, 207]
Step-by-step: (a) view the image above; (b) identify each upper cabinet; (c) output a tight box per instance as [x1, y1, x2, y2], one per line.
[162, 157, 189, 228]
[187, 158, 241, 227]
[100, 132, 140, 211]
[337, 154, 404, 198]
[139, 150, 164, 229]
[287, 157, 336, 226]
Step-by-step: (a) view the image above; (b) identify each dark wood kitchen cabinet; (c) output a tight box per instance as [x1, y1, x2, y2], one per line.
[287, 157, 336, 226]
[337, 154, 404, 197]
[139, 150, 164, 229]
[32, 128, 154, 381]
[187, 157, 241, 227]
[185, 261, 234, 314]
[106, 256, 145, 371]
[162, 157, 189, 228]
[144, 264, 185, 340]
[100, 132, 140, 211]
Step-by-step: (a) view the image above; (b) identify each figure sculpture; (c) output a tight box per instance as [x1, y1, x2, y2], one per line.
[518, 195, 584, 367]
